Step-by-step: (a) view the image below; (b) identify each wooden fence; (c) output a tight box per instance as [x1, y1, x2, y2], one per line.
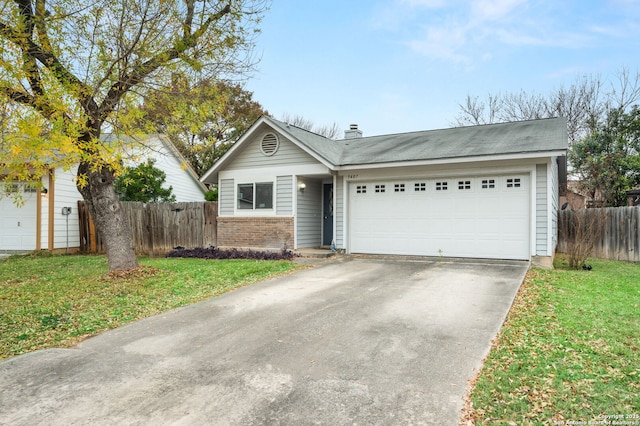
[78, 201, 217, 255]
[557, 206, 640, 262]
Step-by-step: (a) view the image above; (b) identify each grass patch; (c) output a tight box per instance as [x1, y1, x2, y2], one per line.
[0, 254, 300, 359]
[465, 256, 640, 425]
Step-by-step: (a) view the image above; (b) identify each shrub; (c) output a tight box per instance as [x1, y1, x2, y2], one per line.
[204, 189, 218, 201]
[166, 246, 297, 261]
[558, 208, 607, 269]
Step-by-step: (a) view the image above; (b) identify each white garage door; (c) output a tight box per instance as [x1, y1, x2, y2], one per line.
[349, 175, 530, 260]
[0, 184, 38, 251]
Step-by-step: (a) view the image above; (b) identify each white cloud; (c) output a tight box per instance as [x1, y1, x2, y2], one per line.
[372, 0, 640, 67]
[470, 0, 526, 21]
[398, 0, 446, 7]
[405, 20, 473, 63]
[389, 0, 606, 64]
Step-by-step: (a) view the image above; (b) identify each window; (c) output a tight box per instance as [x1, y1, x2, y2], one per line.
[481, 179, 496, 189]
[435, 181, 448, 191]
[458, 180, 471, 190]
[375, 184, 385, 193]
[356, 185, 367, 194]
[237, 182, 273, 209]
[255, 183, 273, 208]
[506, 178, 522, 188]
[414, 182, 426, 192]
[394, 183, 405, 192]
[3, 182, 38, 195]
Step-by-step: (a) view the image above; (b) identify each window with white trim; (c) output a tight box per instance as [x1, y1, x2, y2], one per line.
[506, 178, 522, 188]
[458, 180, 471, 190]
[237, 182, 273, 209]
[436, 181, 448, 191]
[481, 179, 496, 189]
[3, 182, 38, 194]
[356, 185, 367, 194]
[394, 183, 405, 192]
[375, 184, 386, 193]
[414, 182, 426, 191]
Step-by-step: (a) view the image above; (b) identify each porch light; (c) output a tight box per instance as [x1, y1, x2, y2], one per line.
[299, 182, 306, 193]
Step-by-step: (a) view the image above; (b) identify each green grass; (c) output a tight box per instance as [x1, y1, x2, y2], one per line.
[0, 253, 300, 359]
[466, 256, 640, 425]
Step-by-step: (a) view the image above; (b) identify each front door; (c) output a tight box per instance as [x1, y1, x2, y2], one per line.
[322, 183, 333, 246]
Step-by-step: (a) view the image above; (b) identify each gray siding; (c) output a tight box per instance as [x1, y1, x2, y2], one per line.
[276, 175, 293, 216]
[536, 164, 548, 255]
[226, 131, 319, 170]
[296, 178, 322, 248]
[219, 178, 235, 216]
[335, 175, 344, 249]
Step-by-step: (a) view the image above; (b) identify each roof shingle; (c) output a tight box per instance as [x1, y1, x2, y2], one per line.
[267, 116, 567, 167]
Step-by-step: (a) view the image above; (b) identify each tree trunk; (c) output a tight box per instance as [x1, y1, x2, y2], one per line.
[77, 161, 139, 272]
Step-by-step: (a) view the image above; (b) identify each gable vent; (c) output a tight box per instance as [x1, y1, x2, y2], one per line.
[260, 133, 279, 156]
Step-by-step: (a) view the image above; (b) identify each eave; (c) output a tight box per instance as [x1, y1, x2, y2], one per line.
[334, 150, 567, 171]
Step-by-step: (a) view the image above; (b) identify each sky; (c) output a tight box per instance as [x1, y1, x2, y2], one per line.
[244, 0, 640, 137]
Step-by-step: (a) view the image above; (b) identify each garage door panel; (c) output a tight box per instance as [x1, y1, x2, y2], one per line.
[0, 188, 38, 251]
[349, 175, 530, 260]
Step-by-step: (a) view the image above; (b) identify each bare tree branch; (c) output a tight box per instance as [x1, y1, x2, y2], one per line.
[98, 3, 232, 121]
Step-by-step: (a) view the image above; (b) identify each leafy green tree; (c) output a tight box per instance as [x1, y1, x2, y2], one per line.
[204, 188, 218, 202]
[570, 107, 640, 206]
[132, 76, 268, 176]
[115, 159, 176, 203]
[0, 0, 266, 271]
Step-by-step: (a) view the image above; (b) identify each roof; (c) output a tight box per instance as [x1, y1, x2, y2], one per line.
[265, 117, 345, 165]
[338, 118, 567, 166]
[201, 116, 567, 183]
[103, 134, 207, 193]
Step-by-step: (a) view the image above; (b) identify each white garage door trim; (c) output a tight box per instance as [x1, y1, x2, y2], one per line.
[0, 184, 38, 251]
[348, 174, 530, 260]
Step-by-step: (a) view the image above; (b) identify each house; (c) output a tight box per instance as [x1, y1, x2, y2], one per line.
[559, 180, 589, 210]
[0, 135, 206, 253]
[200, 116, 568, 267]
[628, 188, 640, 206]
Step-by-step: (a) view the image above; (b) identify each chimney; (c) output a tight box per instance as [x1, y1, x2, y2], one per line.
[344, 123, 363, 139]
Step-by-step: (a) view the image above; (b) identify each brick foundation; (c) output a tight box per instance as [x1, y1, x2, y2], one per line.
[217, 217, 294, 250]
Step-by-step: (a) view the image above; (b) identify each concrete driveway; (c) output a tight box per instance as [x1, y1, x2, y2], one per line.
[0, 257, 528, 425]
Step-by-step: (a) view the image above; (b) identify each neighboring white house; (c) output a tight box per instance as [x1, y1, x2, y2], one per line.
[201, 116, 568, 267]
[0, 135, 206, 253]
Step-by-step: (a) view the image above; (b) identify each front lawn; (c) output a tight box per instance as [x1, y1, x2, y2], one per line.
[0, 254, 299, 359]
[464, 257, 640, 424]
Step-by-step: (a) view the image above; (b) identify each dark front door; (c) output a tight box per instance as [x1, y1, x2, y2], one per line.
[323, 183, 334, 246]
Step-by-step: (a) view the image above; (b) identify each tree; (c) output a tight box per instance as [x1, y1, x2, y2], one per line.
[0, 0, 266, 271]
[280, 113, 342, 140]
[559, 208, 607, 269]
[114, 159, 176, 203]
[569, 107, 640, 207]
[455, 69, 640, 145]
[132, 76, 268, 176]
